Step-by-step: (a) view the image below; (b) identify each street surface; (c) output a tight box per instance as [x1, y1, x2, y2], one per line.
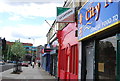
[1, 65, 57, 81]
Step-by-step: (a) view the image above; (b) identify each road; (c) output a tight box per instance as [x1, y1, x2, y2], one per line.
[0, 63, 14, 72]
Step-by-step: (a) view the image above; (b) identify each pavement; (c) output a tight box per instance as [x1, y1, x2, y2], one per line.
[0, 63, 14, 72]
[0, 65, 57, 81]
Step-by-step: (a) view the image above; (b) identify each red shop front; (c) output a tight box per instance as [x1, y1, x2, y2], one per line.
[57, 22, 79, 80]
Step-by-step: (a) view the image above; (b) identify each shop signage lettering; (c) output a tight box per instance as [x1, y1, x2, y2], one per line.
[56, 7, 75, 23]
[86, 2, 101, 21]
[79, 0, 113, 24]
[78, 0, 119, 40]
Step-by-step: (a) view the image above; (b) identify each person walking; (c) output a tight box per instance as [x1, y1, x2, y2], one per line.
[38, 60, 41, 67]
[32, 61, 34, 68]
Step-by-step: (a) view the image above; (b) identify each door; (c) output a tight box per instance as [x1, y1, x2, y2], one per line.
[85, 42, 94, 80]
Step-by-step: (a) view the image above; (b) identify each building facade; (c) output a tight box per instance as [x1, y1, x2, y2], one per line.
[57, 22, 79, 80]
[45, 0, 120, 80]
[46, 20, 59, 77]
[78, 1, 120, 80]
[56, 0, 82, 80]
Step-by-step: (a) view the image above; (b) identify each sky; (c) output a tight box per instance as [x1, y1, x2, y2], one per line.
[0, 0, 64, 46]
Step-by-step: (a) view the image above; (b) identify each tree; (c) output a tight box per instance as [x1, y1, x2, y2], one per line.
[2, 38, 7, 61]
[2, 38, 6, 51]
[11, 40, 26, 73]
[7, 44, 14, 61]
[11, 40, 25, 60]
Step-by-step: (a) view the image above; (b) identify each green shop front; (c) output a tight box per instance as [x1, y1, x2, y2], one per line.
[78, 1, 120, 81]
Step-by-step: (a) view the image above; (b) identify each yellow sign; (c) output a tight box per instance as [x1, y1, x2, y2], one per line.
[98, 63, 104, 72]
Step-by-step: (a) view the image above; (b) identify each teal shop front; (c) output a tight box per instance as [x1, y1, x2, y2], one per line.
[78, 0, 120, 81]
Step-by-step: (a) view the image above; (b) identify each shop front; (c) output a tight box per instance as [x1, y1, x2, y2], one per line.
[49, 40, 58, 78]
[57, 22, 78, 80]
[50, 48, 58, 77]
[78, 1, 120, 81]
[41, 46, 52, 72]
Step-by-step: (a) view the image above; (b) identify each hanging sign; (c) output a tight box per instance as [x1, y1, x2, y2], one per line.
[56, 7, 75, 23]
[78, 0, 120, 40]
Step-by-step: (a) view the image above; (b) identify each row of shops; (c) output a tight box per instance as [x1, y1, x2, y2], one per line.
[39, 44, 58, 78]
[40, 0, 120, 81]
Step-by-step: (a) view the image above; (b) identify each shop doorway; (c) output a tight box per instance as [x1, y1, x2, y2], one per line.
[85, 41, 95, 80]
[86, 43, 94, 80]
[97, 36, 117, 80]
[81, 34, 120, 81]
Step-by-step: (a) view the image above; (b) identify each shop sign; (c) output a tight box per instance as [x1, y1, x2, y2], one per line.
[41, 48, 44, 54]
[78, 0, 120, 40]
[56, 7, 75, 23]
[50, 49, 58, 55]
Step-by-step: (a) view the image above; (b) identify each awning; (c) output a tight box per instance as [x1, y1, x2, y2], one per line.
[42, 53, 50, 57]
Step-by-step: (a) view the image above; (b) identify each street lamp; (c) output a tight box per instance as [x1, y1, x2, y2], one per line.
[28, 38, 35, 46]
[28, 38, 35, 63]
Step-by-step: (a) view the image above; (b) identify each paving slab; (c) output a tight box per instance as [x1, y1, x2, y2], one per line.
[1, 65, 57, 81]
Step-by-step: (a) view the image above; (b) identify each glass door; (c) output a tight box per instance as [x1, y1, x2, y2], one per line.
[85, 42, 94, 80]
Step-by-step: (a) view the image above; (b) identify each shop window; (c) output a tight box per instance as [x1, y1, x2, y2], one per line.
[98, 36, 117, 80]
[70, 47, 73, 73]
[72, 46, 75, 74]
[67, 55, 70, 72]
[71, 44, 78, 75]
[61, 49, 66, 70]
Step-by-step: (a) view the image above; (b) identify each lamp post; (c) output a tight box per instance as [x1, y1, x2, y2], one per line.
[28, 38, 35, 63]
[28, 38, 35, 45]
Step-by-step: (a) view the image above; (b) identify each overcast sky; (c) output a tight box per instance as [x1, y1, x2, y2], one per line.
[0, 0, 64, 46]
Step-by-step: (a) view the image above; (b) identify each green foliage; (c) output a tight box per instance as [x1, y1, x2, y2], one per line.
[2, 44, 9, 61]
[11, 40, 25, 60]
[7, 45, 13, 60]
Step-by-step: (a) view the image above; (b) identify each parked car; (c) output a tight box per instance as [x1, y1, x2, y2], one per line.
[13, 61, 16, 64]
[7, 61, 16, 64]
[20, 61, 29, 67]
[0, 60, 5, 65]
[7, 60, 12, 63]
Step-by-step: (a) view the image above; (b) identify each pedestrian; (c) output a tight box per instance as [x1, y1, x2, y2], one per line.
[38, 60, 41, 67]
[32, 61, 34, 68]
